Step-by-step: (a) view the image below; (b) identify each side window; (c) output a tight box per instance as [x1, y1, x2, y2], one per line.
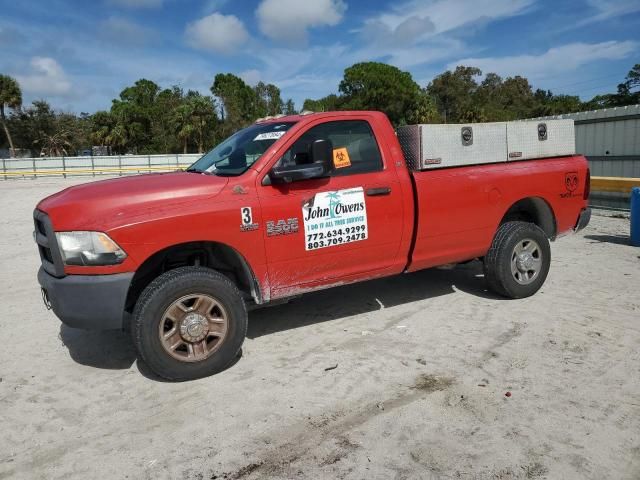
[277, 120, 383, 176]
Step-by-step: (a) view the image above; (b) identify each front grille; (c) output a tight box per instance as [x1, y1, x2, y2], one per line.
[33, 210, 65, 277]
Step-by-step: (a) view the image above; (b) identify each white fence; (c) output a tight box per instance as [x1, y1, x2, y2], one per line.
[1, 154, 203, 179]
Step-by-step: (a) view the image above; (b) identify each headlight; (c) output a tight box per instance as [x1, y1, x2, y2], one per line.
[55, 231, 127, 266]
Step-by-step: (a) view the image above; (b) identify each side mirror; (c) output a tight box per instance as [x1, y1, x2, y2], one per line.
[311, 139, 332, 172]
[269, 139, 333, 184]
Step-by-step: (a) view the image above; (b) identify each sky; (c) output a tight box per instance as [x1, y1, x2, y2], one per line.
[0, 0, 639, 114]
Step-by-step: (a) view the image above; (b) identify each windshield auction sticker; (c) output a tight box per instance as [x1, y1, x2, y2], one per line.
[253, 131, 286, 141]
[302, 187, 368, 251]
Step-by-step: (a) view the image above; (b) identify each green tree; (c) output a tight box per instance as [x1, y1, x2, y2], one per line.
[283, 98, 297, 115]
[34, 129, 74, 157]
[475, 73, 505, 120]
[171, 103, 195, 154]
[428, 66, 585, 121]
[584, 63, 640, 108]
[56, 112, 90, 154]
[187, 92, 217, 153]
[90, 110, 115, 147]
[12, 101, 90, 157]
[339, 62, 426, 126]
[254, 81, 283, 117]
[623, 63, 640, 91]
[8, 100, 57, 156]
[426, 66, 482, 123]
[614, 63, 640, 105]
[119, 78, 160, 109]
[211, 73, 255, 135]
[172, 92, 217, 153]
[109, 79, 161, 153]
[498, 76, 535, 119]
[0, 74, 22, 156]
[406, 91, 440, 124]
[105, 123, 129, 154]
[151, 86, 185, 153]
[302, 94, 340, 112]
[532, 90, 583, 116]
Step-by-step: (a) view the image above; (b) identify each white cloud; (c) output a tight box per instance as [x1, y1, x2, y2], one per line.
[354, 37, 467, 70]
[256, 0, 346, 44]
[16, 57, 72, 96]
[99, 17, 156, 46]
[362, 0, 534, 41]
[447, 41, 638, 82]
[361, 16, 435, 48]
[349, 0, 534, 70]
[107, 0, 162, 8]
[185, 13, 249, 54]
[580, 0, 640, 26]
[236, 44, 349, 108]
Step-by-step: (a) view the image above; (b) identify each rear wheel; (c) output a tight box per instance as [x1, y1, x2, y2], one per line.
[483, 221, 551, 299]
[132, 266, 247, 381]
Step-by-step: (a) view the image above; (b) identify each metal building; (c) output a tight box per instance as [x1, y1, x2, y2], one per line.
[535, 104, 640, 209]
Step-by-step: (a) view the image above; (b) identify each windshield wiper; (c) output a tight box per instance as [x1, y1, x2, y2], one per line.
[185, 167, 214, 175]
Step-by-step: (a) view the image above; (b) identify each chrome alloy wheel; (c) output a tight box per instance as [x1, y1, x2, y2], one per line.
[159, 294, 228, 362]
[510, 238, 543, 285]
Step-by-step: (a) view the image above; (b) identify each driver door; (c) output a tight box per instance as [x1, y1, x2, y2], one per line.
[257, 118, 405, 299]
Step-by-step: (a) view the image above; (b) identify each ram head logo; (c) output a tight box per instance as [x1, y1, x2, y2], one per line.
[565, 172, 579, 193]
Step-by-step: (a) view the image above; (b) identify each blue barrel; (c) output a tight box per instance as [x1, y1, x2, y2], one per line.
[632, 187, 640, 247]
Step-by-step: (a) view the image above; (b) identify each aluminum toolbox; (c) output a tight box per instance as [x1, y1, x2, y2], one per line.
[397, 123, 508, 170]
[397, 119, 575, 171]
[506, 119, 575, 161]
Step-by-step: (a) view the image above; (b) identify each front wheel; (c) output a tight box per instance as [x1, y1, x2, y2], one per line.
[483, 221, 551, 299]
[132, 266, 247, 381]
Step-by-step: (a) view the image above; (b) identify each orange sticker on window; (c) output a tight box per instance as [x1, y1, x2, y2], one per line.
[332, 147, 351, 169]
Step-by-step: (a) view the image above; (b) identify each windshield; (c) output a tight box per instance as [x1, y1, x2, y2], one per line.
[187, 121, 296, 176]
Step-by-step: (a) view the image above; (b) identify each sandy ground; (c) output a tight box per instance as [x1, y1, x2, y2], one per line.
[0, 176, 639, 480]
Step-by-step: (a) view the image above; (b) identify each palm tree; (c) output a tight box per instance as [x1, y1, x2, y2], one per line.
[0, 74, 22, 157]
[327, 191, 340, 218]
[171, 103, 195, 154]
[106, 124, 129, 154]
[34, 130, 73, 157]
[188, 95, 216, 153]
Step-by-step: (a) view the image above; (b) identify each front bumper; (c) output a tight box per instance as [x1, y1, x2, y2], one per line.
[574, 207, 591, 232]
[38, 267, 134, 330]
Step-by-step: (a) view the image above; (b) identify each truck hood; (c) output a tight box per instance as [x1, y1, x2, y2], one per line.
[37, 171, 229, 231]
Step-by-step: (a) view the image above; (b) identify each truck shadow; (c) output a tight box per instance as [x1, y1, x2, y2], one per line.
[58, 260, 501, 376]
[59, 325, 136, 370]
[583, 234, 630, 246]
[247, 260, 503, 339]
[58, 325, 240, 381]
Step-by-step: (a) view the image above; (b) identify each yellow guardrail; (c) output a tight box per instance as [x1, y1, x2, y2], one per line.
[591, 176, 640, 193]
[2, 165, 190, 177]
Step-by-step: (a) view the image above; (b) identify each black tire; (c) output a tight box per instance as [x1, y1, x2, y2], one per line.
[132, 266, 247, 381]
[483, 221, 551, 299]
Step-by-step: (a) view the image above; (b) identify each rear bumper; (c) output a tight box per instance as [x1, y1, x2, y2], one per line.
[38, 267, 133, 330]
[574, 207, 591, 232]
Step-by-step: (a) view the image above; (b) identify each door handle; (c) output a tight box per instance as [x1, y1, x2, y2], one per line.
[366, 187, 391, 196]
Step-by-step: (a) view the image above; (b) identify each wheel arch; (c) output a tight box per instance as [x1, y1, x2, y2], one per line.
[125, 241, 262, 314]
[499, 197, 557, 240]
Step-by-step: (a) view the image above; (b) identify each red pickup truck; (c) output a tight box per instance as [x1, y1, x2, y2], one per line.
[35, 111, 590, 380]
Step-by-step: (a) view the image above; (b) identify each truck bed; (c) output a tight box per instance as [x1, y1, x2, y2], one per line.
[406, 155, 589, 271]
